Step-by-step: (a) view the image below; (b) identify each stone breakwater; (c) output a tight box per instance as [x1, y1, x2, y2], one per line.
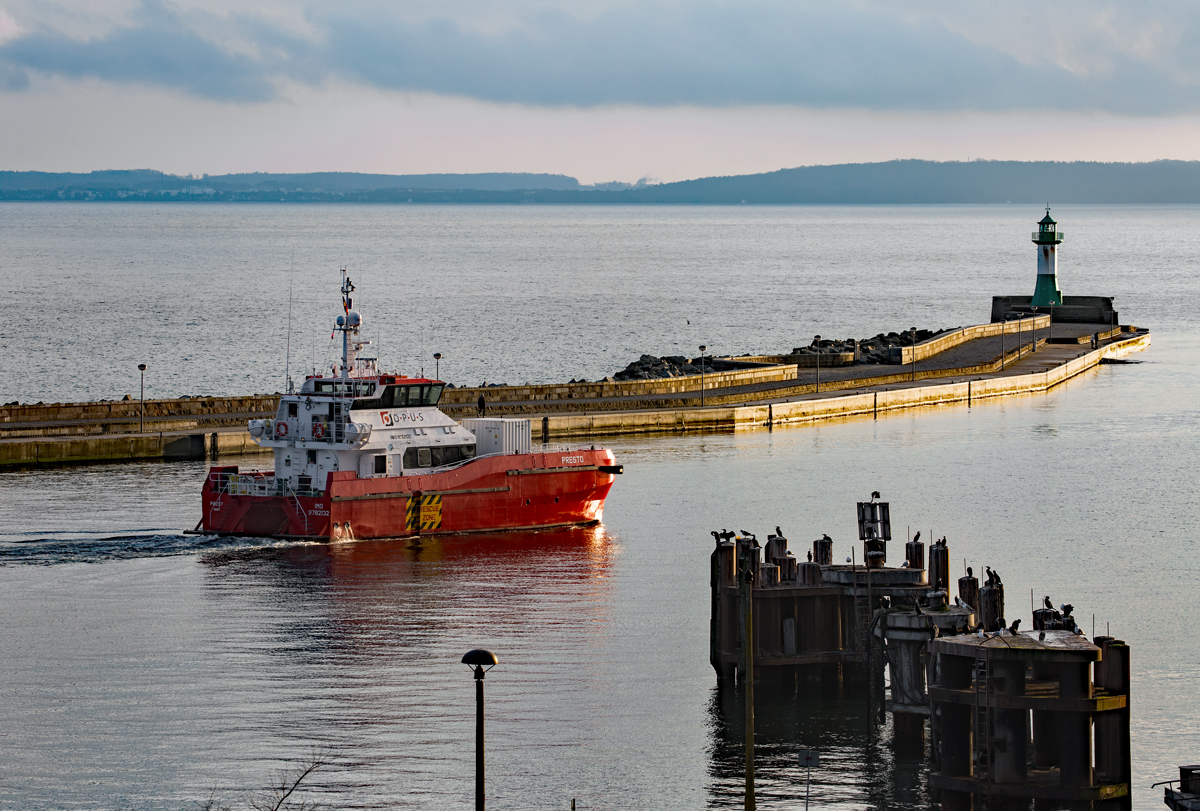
[611, 354, 719, 381]
[605, 328, 959, 381]
[793, 328, 957, 365]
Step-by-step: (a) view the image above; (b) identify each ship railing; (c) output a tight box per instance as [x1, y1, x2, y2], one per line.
[210, 471, 279, 497]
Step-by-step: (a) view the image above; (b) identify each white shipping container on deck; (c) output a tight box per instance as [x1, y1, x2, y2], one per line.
[460, 418, 532, 456]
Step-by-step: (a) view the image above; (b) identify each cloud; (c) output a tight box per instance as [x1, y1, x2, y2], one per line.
[0, 1, 279, 101]
[2, 0, 1200, 113]
[0, 8, 22, 44]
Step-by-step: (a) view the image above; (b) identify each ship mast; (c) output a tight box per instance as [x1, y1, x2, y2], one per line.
[334, 267, 369, 379]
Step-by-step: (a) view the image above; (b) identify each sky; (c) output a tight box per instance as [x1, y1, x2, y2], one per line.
[2, 0, 1200, 183]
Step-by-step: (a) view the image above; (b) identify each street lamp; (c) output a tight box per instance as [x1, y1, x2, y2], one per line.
[698, 345, 707, 406]
[813, 335, 821, 393]
[137, 363, 147, 433]
[910, 328, 918, 382]
[434, 352, 442, 380]
[462, 649, 498, 811]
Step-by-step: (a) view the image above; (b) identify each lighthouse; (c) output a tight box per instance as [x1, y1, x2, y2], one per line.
[1031, 207, 1063, 306]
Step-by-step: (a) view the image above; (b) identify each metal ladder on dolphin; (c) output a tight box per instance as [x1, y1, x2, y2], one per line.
[974, 648, 992, 782]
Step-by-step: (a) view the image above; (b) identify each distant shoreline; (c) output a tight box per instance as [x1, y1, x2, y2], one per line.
[5, 159, 1200, 204]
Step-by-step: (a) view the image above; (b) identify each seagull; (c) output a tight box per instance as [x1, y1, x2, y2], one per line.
[1009, 618, 1021, 635]
[1038, 631, 1046, 641]
[822, 533, 832, 541]
[900, 561, 910, 568]
[1043, 595, 1053, 609]
[976, 628, 985, 638]
[845, 556, 852, 564]
[913, 531, 921, 543]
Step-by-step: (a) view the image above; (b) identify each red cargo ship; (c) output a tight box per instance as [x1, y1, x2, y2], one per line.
[198, 270, 621, 540]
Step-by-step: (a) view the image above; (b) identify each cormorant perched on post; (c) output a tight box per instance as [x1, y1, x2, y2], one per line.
[1043, 595, 1053, 609]
[871, 490, 881, 500]
[913, 531, 921, 543]
[967, 566, 973, 577]
[1009, 618, 1022, 635]
[711, 530, 721, 542]
[1060, 603, 1074, 616]
[776, 526, 783, 537]
[806, 550, 813, 562]
[822, 533, 832, 541]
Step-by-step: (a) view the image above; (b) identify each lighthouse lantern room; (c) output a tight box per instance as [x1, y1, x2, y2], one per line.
[1031, 207, 1064, 307]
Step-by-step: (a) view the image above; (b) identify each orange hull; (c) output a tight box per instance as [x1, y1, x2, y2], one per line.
[201, 449, 619, 539]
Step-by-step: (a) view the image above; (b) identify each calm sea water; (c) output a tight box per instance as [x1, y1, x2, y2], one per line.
[0, 204, 1197, 810]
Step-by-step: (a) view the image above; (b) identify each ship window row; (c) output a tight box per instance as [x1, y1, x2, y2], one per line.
[312, 380, 378, 396]
[402, 444, 476, 468]
[352, 384, 443, 410]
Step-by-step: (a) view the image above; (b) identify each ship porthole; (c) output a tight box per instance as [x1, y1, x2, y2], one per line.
[525, 499, 530, 506]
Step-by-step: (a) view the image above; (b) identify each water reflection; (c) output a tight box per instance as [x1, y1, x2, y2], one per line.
[706, 672, 933, 810]
[190, 527, 621, 809]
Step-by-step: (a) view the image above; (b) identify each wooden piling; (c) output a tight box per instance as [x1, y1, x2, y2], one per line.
[929, 544, 949, 592]
[958, 575, 979, 613]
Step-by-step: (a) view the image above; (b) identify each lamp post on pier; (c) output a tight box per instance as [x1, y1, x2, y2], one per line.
[813, 335, 821, 393]
[462, 649, 499, 811]
[434, 352, 442, 380]
[699, 345, 707, 407]
[910, 328, 918, 382]
[138, 363, 147, 433]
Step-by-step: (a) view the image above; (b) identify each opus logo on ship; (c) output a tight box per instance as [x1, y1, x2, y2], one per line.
[380, 411, 427, 426]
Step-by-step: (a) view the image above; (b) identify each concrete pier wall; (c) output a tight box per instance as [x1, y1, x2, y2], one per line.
[438, 362, 797, 404]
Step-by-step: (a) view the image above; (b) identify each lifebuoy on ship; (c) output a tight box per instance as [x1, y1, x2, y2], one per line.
[312, 423, 325, 439]
[276, 421, 288, 437]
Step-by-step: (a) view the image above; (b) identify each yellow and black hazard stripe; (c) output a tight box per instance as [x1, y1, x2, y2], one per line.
[406, 493, 443, 532]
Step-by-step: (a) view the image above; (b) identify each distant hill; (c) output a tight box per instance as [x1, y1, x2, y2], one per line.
[2, 161, 1199, 203]
[0, 170, 580, 193]
[611, 160, 1200, 204]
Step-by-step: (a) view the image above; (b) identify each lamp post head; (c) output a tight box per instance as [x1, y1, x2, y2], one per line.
[462, 649, 498, 679]
[434, 353, 442, 360]
[699, 344, 706, 353]
[138, 364, 147, 372]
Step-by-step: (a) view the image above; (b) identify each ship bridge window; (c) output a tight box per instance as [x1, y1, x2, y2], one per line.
[403, 444, 476, 468]
[352, 383, 444, 410]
